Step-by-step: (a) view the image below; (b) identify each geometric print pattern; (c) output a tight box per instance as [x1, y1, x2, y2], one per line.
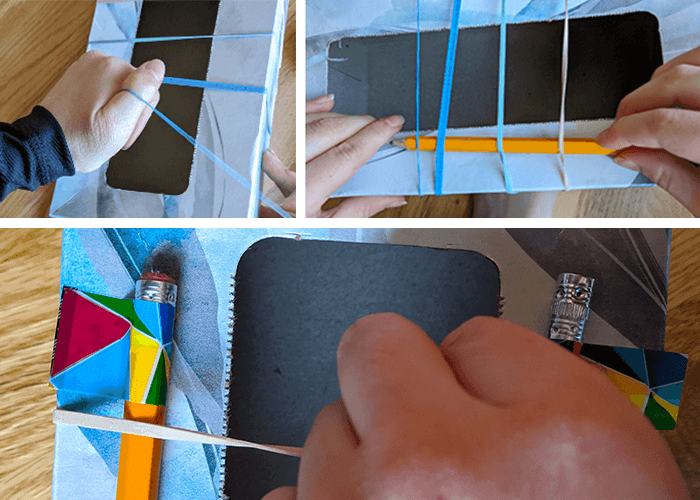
[50, 288, 175, 406]
[558, 340, 688, 430]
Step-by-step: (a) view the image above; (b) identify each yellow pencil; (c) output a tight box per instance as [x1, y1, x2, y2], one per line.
[392, 136, 614, 155]
[116, 272, 178, 500]
[116, 402, 166, 500]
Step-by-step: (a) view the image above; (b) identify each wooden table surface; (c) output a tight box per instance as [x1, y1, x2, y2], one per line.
[0, 0, 295, 218]
[370, 187, 692, 218]
[0, 228, 698, 499]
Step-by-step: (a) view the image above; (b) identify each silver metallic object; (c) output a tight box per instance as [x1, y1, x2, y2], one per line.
[549, 273, 594, 342]
[136, 275, 178, 307]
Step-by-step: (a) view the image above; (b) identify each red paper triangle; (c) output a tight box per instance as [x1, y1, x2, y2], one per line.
[51, 289, 130, 376]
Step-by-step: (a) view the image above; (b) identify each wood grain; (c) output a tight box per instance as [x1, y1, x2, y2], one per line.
[0, 0, 295, 218]
[662, 229, 700, 497]
[324, 194, 475, 218]
[269, 0, 295, 169]
[552, 186, 693, 218]
[362, 185, 692, 218]
[262, 0, 296, 205]
[0, 0, 93, 218]
[0, 229, 62, 499]
[378, 186, 692, 218]
[0, 229, 698, 499]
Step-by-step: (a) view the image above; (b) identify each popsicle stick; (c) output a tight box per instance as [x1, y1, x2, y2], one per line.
[53, 409, 302, 458]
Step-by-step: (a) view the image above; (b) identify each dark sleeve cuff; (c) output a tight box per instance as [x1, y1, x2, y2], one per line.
[13, 106, 75, 184]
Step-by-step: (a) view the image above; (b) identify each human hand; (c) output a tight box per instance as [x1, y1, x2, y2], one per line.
[264, 314, 689, 500]
[306, 95, 407, 217]
[259, 148, 297, 218]
[260, 95, 407, 217]
[596, 44, 700, 216]
[41, 50, 165, 174]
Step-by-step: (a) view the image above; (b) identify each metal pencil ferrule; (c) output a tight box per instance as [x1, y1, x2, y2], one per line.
[549, 273, 594, 343]
[136, 279, 178, 307]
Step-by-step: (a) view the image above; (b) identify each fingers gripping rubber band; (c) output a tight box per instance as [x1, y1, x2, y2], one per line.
[557, 0, 571, 190]
[120, 88, 292, 218]
[434, 0, 462, 196]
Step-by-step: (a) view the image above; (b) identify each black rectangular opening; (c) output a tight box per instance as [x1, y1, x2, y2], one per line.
[328, 12, 663, 132]
[106, 0, 220, 195]
[223, 238, 501, 500]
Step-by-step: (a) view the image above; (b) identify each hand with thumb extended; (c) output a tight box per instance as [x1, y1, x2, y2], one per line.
[264, 314, 690, 500]
[41, 50, 165, 174]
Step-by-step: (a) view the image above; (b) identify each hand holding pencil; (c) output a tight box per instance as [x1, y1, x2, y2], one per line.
[595, 44, 700, 216]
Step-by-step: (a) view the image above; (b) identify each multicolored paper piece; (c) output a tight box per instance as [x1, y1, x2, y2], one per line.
[50, 288, 175, 406]
[558, 340, 688, 430]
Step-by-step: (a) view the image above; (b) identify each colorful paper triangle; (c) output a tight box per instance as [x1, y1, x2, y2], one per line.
[145, 352, 167, 406]
[652, 382, 683, 407]
[610, 345, 648, 385]
[645, 350, 688, 388]
[579, 343, 645, 383]
[644, 392, 677, 430]
[129, 329, 161, 403]
[50, 334, 130, 400]
[85, 292, 154, 338]
[605, 369, 649, 410]
[52, 289, 131, 376]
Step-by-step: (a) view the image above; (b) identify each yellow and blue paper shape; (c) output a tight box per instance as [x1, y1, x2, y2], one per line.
[50, 288, 175, 406]
[558, 340, 688, 430]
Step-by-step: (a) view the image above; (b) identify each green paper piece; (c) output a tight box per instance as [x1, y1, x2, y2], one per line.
[644, 393, 676, 430]
[85, 292, 154, 338]
[146, 352, 167, 406]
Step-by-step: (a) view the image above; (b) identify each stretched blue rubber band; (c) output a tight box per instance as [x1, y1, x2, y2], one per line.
[121, 89, 292, 218]
[163, 77, 265, 94]
[416, 0, 422, 195]
[497, 0, 514, 193]
[91, 33, 273, 44]
[435, 0, 462, 196]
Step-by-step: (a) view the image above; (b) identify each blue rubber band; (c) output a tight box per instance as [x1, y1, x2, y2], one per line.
[163, 77, 265, 94]
[497, 0, 514, 193]
[416, 0, 422, 195]
[435, 0, 462, 196]
[91, 33, 273, 44]
[121, 89, 292, 218]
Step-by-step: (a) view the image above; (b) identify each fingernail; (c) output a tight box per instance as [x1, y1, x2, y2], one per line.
[595, 128, 612, 146]
[613, 156, 639, 172]
[263, 148, 282, 164]
[142, 59, 166, 79]
[386, 115, 405, 127]
[313, 94, 334, 103]
[386, 200, 408, 209]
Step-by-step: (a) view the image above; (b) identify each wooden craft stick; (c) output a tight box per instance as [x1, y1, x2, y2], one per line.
[392, 136, 614, 155]
[53, 409, 303, 458]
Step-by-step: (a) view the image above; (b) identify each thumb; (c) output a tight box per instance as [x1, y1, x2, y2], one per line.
[262, 149, 296, 197]
[611, 147, 700, 216]
[100, 59, 166, 139]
